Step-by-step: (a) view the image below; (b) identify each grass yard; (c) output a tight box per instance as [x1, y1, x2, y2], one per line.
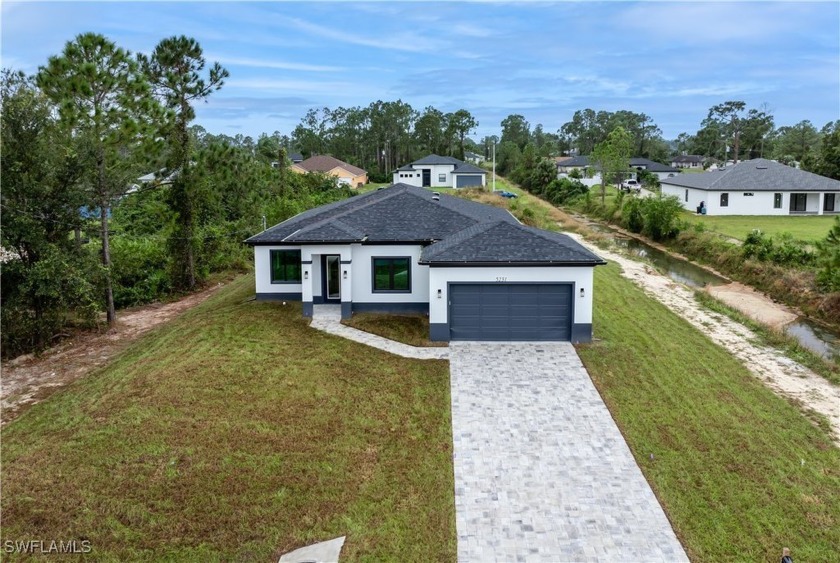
[1, 276, 455, 561]
[682, 213, 837, 242]
[343, 313, 447, 348]
[579, 263, 840, 561]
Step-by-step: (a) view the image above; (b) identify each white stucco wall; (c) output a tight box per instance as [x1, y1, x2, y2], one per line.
[428, 266, 595, 326]
[349, 244, 429, 303]
[662, 184, 797, 215]
[254, 245, 304, 295]
[392, 170, 424, 186]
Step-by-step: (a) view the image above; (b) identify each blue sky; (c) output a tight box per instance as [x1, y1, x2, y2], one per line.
[2, 1, 838, 142]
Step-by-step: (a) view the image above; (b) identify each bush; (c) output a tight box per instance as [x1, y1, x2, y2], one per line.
[743, 229, 816, 268]
[621, 197, 644, 233]
[640, 195, 684, 241]
[110, 237, 171, 307]
[816, 217, 840, 291]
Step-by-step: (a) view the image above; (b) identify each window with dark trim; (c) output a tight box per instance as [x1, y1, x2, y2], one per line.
[270, 249, 302, 283]
[774, 193, 782, 208]
[720, 193, 729, 207]
[825, 193, 836, 212]
[438, 173, 446, 182]
[372, 257, 411, 292]
[791, 193, 807, 212]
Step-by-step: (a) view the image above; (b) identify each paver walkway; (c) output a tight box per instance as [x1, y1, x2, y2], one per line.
[449, 342, 688, 562]
[309, 305, 448, 360]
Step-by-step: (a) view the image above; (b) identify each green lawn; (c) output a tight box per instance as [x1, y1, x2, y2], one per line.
[1, 276, 455, 561]
[343, 313, 447, 348]
[682, 213, 837, 242]
[580, 264, 840, 561]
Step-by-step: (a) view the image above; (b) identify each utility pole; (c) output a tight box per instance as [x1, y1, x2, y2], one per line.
[492, 141, 496, 192]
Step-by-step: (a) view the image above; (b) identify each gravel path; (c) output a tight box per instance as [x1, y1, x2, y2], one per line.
[570, 234, 840, 446]
[1, 283, 224, 424]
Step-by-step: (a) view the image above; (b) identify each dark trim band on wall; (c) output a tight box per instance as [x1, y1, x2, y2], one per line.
[340, 260, 352, 265]
[352, 302, 429, 314]
[301, 260, 313, 265]
[256, 292, 303, 301]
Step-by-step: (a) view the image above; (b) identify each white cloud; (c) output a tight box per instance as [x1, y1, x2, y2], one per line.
[207, 55, 341, 73]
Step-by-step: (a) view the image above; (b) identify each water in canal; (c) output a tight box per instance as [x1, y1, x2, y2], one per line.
[604, 232, 838, 361]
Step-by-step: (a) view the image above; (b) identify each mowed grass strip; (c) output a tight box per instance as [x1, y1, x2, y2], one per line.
[682, 213, 836, 242]
[343, 313, 447, 348]
[1, 275, 455, 561]
[579, 263, 840, 561]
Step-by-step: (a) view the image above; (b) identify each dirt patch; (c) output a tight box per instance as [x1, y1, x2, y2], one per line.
[571, 233, 840, 447]
[707, 283, 798, 329]
[1, 283, 224, 425]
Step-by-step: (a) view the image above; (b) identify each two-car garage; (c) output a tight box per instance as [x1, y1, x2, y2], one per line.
[448, 283, 573, 341]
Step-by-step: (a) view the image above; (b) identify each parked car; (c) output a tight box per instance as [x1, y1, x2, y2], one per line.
[620, 179, 641, 193]
[498, 191, 518, 198]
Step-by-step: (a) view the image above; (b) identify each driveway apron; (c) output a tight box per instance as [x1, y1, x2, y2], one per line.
[449, 342, 688, 562]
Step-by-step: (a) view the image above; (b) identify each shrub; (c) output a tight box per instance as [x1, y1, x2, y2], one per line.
[110, 236, 171, 307]
[640, 195, 683, 241]
[621, 197, 644, 233]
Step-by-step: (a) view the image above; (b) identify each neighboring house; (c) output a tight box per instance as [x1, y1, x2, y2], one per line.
[392, 154, 487, 188]
[628, 158, 681, 180]
[661, 158, 840, 216]
[245, 183, 606, 342]
[271, 153, 304, 169]
[465, 151, 485, 164]
[670, 155, 705, 169]
[556, 155, 591, 176]
[291, 155, 368, 187]
[556, 156, 680, 185]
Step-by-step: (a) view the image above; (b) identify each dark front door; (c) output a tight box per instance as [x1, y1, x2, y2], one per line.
[322, 255, 341, 303]
[824, 193, 836, 212]
[449, 283, 573, 341]
[422, 168, 431, 187]
[790, 193, 807, 212]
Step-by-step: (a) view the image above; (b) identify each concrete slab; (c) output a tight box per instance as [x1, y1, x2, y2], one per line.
[278, 536, 345, 563]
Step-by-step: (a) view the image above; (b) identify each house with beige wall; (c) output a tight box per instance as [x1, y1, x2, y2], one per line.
[291, 155, 368, 187]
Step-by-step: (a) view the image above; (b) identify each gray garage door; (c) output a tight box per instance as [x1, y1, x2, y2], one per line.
[455, 174, 483, 188]
[449, 283, 572, 341]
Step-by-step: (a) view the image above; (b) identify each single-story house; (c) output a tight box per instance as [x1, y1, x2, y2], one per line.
[271, 153, 304, 169]
[464, 151, 485, 164]
[629, 158, 681, 180]
[245, 183, 606, 342]
[661, 158, 840, 216]
[557, 156, 680, 184]
[670, 155, 705, 169]
[291, 155, 368, 187]
[392, 154, 487, 188]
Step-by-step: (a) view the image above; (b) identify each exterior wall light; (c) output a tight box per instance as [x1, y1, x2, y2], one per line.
[437, 289, 442, 299]
[580, 288, 585, 298]
[343, 270, 348, 279]
[304, 271, 309, 280]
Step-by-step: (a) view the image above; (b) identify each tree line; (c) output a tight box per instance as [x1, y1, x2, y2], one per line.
[1, 34, 351, 357]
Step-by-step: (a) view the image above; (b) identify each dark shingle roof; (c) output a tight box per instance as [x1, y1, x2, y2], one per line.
[245, 184, 514, 245]
[660, 158, 840, 192]
[452, 163, 487, 175]
[411, 154, 463, 166]
[558, 155, 590, 167]
[395, 164, 415, 172]
[420, 221, 605, 265]
[671, 155, 704, 164]
[629, 158, 680, 173]
[246, 183, 605, 267]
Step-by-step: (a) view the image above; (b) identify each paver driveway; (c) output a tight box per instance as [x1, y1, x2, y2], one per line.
[449, 342, 688, 562]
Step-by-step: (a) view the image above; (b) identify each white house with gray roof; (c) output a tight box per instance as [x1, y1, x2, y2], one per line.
[661, 158, 840, 216]
[393, 154, 487, 188]
[246, 183, 605, 342]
